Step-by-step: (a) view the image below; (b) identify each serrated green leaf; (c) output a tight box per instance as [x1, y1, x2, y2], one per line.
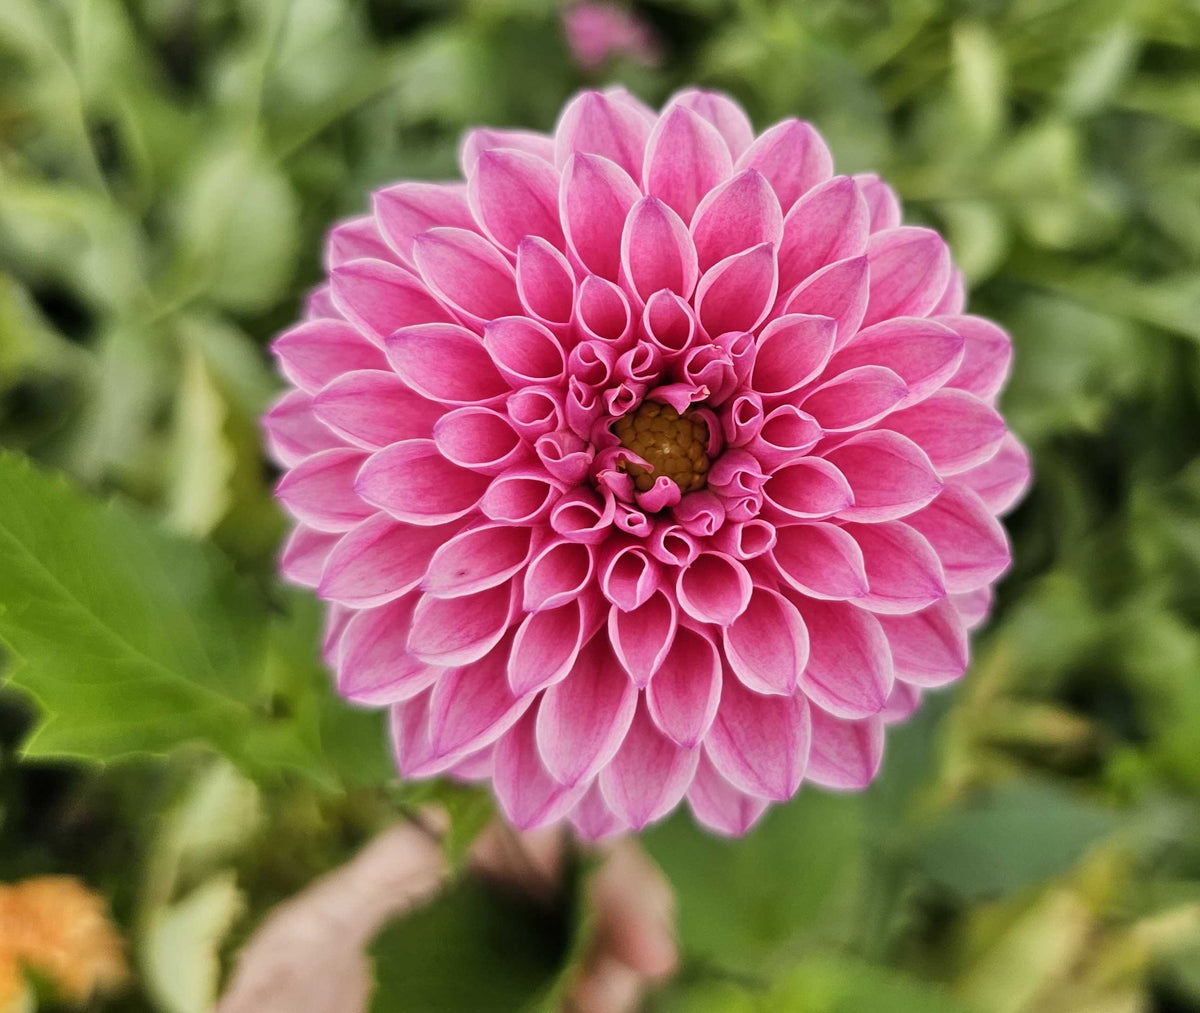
[0, 451, 311, 776]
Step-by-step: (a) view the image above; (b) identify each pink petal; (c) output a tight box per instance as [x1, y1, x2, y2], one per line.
[877, 598, 969, 688]
[853, 173, 902, 232]
[460, 128, 554, 175]
[827, 317, 965, 407]
[599, 699, 700, 830]
[422, 522, 533, 598]
[751, 313, 837, 399]
[958, 433, 1031, 515]
[356, 439, 488, 525]
[862, 227, 953, 328]
[642, 290, 697, 361]
[904, 486, 1011, 593]
[668, 88, 754, 160]
[600, 540, 663, 611]
[687, 753, 769, 836]
[272, 319, 388, 393]
[413, 227, 522, 327]
[263, 390, 341, 466]
[275, 448, 371, 531]
[550, 487, 617, 544]
[643, 104, 733, 223]
[710, 518, 777, 561]
[793, 598, 894, 718]
[723, 391, 765, 446]
[705, 676, 811, 800]
[780, 256, 870, 348]
[329, 258, 452, 343]
[426, 646, 532, 771]
[882, 680, 922, 724]
[723, 585, 809, 695]
[493, 709, 588, 830]
[483, 316, 567, 387]
[433, 407, 526, 475]
[508, 598, 590, 695]
[536, 636, 638, 786]
[690, 169, 783, 273]
[554, 90, 652, 182]
[884, 389, 1007, 477]
[735, 119, 833, 211]
[280, 525, 338, 588]
[481, 469, 565, 525]
[806, 707, 884, 790]
[575, 275, 633, 345]
[938, 314, 1013, 402]
[560, 152, 642, 280]
[822, 430, 943, 522]
[407, 584, 516, 667]
[373, 182, 476, 264]
[338, 598, 439, 705]
[319, 514, 457, 607]
[570, 782, 629, 842]
[506, 386, 564, 440]
[747, 405, 822, 470]
[771, 521, 869, 600]
[695, 243, 778, 337]
[646, 624, 721, 747]
[516, 237, 577, 328]
[523, 538, 595, 611]
[312, 370, 442, 449]
[953, 586, 993, 630]
[391, 691, 436, 776]
[620, 197, 699, 303]
[326, 214, 396, 269]
[932, 269, 966, 315]
[676, 552, 753, 626]
[609, 590, 677, 688]
[385, 322, 508, 405]
[777, 176, 870, 294]
[800, 365, 908, 432]
[844, 521, 946, 615]
[467, 148, 563, 252]
[761, 457, 854, 521]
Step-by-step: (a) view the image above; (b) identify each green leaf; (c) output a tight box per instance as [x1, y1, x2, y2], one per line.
[166, 348, 233, 536]
[912, 781, 1119, 899]
[642, 791, 864, 975]
[141, 871, 246, 1013]
[172, 144, 299, 313]
[369, 877, 565, 1013]
[0, 451, 310, 776]
[762, 955, 972, 1013]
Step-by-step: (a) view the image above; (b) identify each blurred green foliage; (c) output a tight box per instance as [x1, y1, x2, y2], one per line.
[1, 0, 1200, 1009]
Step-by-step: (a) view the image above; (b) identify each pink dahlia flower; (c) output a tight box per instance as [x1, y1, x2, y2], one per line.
[266, 87, 1031, 839]
[562, 2, 661, 70]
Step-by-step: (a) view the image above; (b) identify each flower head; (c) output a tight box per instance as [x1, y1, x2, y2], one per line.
[0, 876, 128, 1008]
[267, 88, 1031, 838]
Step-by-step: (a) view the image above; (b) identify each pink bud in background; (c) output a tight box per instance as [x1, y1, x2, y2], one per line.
[562, 2, 661, 70]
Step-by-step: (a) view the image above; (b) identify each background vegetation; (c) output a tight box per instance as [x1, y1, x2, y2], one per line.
[1, 0, 1199, 1009]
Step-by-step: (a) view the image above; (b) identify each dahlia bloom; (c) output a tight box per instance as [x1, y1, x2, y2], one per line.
[266, 87, 1030, 838]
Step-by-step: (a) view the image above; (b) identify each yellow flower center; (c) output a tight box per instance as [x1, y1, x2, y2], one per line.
[613, 402, 710, 494]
